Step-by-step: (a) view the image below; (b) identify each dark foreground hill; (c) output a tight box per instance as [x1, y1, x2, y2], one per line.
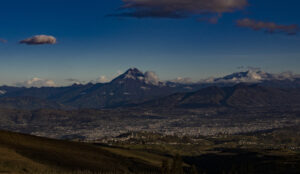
[1, 129, 300, 174]
[0, 130, 161, 174]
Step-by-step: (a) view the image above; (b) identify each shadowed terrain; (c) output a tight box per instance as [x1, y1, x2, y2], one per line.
[0, 130, 161, 174]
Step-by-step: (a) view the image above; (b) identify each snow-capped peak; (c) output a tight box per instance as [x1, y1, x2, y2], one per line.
[216, 70, 272, 83]
[204, 69, 299, 84]
[123, 68, 145, 80]
[112, 68, 161, 86]
[0, 90, 7, 95]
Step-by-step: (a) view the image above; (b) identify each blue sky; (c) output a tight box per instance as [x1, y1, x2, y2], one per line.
[0, 0, 300, 86]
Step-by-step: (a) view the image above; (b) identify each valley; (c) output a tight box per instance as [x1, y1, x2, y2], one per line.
[0, 107, 299, 141]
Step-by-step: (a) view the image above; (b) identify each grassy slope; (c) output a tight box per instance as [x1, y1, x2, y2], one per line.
[100, 146, 171, 167]
[1, 128, 300, 174]
[0, 130, 162, 174]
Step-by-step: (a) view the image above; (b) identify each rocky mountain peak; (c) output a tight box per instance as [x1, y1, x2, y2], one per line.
[123, 68, 144, 79]
[111, 68, 146, 84]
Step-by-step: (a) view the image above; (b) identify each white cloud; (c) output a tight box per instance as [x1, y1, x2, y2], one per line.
[96, 76, 110, 83]
[15, 77, 56, 88]
[237, 18, 299, 35]
[171, 77, 194, 84]
[20, 35, 57, 45]
[272, 71, 300, 80]
[0, 90, 6, 95]
[0, 38, 7, 43]
[144, 71, 160, 85]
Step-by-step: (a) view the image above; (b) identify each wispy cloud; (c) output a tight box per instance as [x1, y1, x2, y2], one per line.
[96, 76, 111, 83]
[20, 35, 57, 45]
[170, 77, 194, 84]
[237, 18, 299, 35]
[112, 0, 248, 20]
[15, 77, 56, 88]
[0, 38, 7, 43]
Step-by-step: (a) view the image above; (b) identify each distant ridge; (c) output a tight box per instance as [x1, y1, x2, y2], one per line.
[139, 84, 300, 109]
[0, 96, 67, 110]
[0, 68, 300, 109]
[202, 69, 300, 84]
[0, 68, 188, 109]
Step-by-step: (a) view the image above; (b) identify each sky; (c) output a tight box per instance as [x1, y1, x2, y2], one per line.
[0, 0, 300, 86]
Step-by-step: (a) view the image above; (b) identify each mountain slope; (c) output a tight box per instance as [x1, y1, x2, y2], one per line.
[140, 84, 300, 109]
[1, 68, 189, 109]
[0, 130, 161, 173]
[0, 96, 67, 110]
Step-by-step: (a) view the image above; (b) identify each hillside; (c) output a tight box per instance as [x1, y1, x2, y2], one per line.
[0, 130, 162, 174]
[0, 96, 67, 110]
[1, 129, 300, 174]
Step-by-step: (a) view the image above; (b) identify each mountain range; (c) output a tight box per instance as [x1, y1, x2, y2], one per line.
[0, 68, 300, 110]
[140, 84, 300, 109]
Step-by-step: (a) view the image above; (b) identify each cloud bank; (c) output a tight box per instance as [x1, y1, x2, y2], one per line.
[171, 77, 194, 84]
[20, 35, 57, 45]
[114, 0, 248, 19]
[237, 18, 299, 35]
[15, 78, 56, 88]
